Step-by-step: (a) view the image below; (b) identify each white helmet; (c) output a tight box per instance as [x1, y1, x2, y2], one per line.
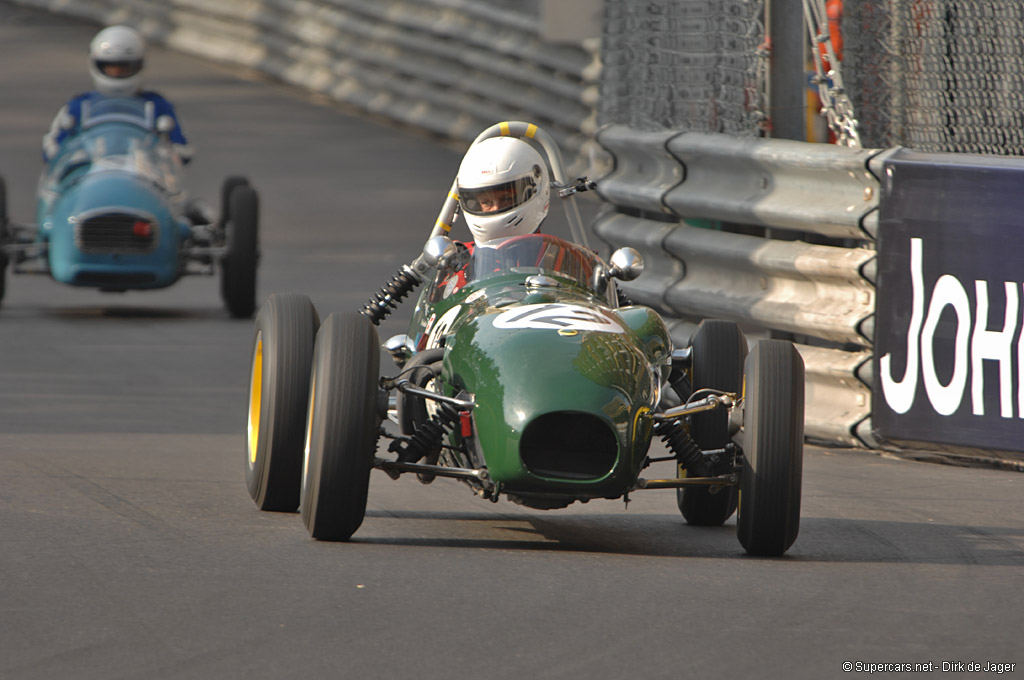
[457, 137, 550, 245]
[89, 25, 145, 96]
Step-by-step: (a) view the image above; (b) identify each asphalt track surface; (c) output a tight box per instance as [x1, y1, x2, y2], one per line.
[1, 5, 1022, 679]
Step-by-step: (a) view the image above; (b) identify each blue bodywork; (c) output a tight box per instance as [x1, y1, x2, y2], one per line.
[36, 96, 191, 290]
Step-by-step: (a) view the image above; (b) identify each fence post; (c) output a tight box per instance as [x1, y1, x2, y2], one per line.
[768, 0, 807, 141]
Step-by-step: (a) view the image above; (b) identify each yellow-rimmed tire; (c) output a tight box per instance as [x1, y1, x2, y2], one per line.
[245, 293, 320, 511]
[736, 340, 804, 557]
[678, 320, 747, 526]
[301, 311, 381, 541]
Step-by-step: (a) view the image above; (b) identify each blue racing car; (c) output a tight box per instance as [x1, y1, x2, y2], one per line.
[0, 96, 259, 317]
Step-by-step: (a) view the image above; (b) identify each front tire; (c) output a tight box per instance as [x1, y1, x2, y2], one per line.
[245, 293, 320, 511]
[736, 340, 805, 557]
[677, 320, 747, 525]
[301, 312, 382, 541]
[221, 184, 259, 318]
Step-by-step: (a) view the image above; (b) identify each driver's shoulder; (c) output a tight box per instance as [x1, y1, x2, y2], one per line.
[64, 91, 94, 111]
[138, 90, 174, 106]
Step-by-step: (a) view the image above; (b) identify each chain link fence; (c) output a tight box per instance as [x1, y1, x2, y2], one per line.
[598, 0, 766, 136]
[600, 0, 1024, 157]
[845, 0, 1024, 154]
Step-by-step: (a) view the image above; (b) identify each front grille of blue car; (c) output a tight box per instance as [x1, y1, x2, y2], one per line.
[520, 412, 618, 480]
[75, 213, 158, 254]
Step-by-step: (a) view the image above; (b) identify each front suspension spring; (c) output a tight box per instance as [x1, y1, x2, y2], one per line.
[361, 265, 420, 325]
[653, 419, 704, 473]
[388, 400, 460, 464]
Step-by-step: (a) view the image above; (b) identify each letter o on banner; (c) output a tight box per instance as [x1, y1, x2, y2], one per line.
[920, 275, 971, 416]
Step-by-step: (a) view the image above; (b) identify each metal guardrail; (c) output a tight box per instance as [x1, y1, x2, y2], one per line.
[11, 0, 598, 162]
[664, 133, 882, 241]
[599, 126, 884, 239]
[591, 127, 683, 216]
[595, 124, 883, 447]
[596, 213, 876, 346]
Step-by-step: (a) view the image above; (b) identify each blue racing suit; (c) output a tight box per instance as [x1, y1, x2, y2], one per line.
[42, 90, 191, 164]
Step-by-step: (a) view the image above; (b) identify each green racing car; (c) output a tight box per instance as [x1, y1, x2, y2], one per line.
[244, 122, 805, 557]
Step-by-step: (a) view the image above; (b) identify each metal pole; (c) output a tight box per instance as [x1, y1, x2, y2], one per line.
[768, 0, 807, 141]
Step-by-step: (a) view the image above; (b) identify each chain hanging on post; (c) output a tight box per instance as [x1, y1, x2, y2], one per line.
[802, 0, 861, 148]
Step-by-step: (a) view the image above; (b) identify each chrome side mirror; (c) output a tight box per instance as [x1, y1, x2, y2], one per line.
[608, 247, 644, 282]
[383, 334, 416, 368]
[421, 235, 457, 269]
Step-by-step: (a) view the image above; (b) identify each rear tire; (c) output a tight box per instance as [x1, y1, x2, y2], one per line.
[396, 348, 445, 436]
[677, 320, 747, 525]
[396, 348, 445, 483]
[219, 176, 249, 301]
[219, 175, 249, 226]
[221, 184, 259, 318]
[736, 340, 805, 557]
[301, 312, 381, 541]
[0, 174, 7, 233]
[0, 175, 8, 304]
[245, 293, 320, 511]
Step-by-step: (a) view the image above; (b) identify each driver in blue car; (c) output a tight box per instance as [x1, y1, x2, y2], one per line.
[41, 25, 193, 164]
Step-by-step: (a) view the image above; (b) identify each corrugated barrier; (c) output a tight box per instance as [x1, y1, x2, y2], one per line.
[594, 125, 885, 447]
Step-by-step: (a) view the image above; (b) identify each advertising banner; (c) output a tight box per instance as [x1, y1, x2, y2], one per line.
[874, 149, 1024, 452]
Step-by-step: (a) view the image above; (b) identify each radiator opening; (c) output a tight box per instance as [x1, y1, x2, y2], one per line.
[76, 213, 158, 254]
[520, 412, 618, 480]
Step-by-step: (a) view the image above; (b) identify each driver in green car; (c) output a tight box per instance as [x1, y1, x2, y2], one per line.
[438, 136, 553, 292]
[456, 135, 551, 245]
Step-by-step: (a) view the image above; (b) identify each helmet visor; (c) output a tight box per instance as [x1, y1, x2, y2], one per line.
[459, 175, 538, 216]
[94, 58, 143, 79]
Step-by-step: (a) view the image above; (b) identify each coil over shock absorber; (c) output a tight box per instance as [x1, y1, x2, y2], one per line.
[388, 400, 460, 464]
[653, 419, 705, 473]
[361, 265, 421, 325]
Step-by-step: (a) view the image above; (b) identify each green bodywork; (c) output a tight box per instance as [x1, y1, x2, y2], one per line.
[404, 235, 672, 502]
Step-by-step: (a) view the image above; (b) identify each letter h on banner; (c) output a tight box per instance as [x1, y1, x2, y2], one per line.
[971, 280, 1017, 418]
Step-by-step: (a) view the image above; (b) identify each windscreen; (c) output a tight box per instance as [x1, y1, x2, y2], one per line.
[466, 234, 602, 292]
[42, 124, 184, 196]
[80, 97, 154, 130]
